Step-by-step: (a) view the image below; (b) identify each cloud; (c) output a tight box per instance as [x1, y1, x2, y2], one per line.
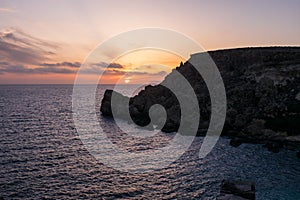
[78, 62, 124, 74]
[155, 71, 167, 76]
[0, 61, 10, 66]
[40, 62, 81, 68]
[0, 27, 58, 65]
[0, 8, 16, 13]
[0, 60, 81, 75]
[0, 27, 169, 78]
[0, 64, 75, 74]
[0, 27, 81, 75]
[0, 61, 167, 76]
[93, 62, 124, 68]
[0, 27, 58, 49]
[78, 64, 167, 77]
[98, 46, 122, 59]
[103, 69, 167, 77]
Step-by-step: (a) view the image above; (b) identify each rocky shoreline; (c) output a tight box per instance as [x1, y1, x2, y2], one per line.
[100, 47, 300, 155]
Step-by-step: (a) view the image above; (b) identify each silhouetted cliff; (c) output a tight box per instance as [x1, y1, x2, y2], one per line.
[101, 47, 300, 153]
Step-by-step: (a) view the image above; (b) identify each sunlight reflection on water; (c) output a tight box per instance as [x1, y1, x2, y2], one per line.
[0, 85, 299, 199]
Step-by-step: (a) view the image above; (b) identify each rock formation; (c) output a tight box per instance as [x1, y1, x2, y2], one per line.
[100, 47, 300, 152]
[219, 180, 255, 200]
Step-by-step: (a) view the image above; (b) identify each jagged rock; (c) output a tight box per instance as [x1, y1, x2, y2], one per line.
[234, 114, 248, 128]
[218, 194, 250, 200]
[100, 89, 130, 118]
[230, 137, 243, 147]
[100, 47, 300, 150]
[296, 92, 300, 101]
[100, 90, 117, 116]
[265, 114, 300, 136]
[219, 180, 255, 200]
[263, 142, 283, 153]
[242, 119, 265, 137]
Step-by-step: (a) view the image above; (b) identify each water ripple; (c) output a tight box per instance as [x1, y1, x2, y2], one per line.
[0, 85, 299, 199]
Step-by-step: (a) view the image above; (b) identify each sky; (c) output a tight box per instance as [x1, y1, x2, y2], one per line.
[0, 0, 299, 84]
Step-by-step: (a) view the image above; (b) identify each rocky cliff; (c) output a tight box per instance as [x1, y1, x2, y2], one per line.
[101, 47, 300, 153]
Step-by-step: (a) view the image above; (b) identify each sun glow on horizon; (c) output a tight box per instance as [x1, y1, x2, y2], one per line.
[97, 49, 185, 85]
[0, 0, 299, 84]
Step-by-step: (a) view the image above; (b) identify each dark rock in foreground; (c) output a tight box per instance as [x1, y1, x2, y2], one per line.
[297, 151, 300, 158]
[101, 87, 180, 132]
[101, 89, 130, 118]
[100, 47, 300, 150]
[219, 180, 255, 200]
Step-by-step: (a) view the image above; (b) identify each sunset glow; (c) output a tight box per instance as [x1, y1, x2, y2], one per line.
[0, 0, 299, 84]
[1, 1, 300, 198]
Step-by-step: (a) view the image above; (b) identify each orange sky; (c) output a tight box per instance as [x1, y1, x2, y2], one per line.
[0, 0, 299, 84]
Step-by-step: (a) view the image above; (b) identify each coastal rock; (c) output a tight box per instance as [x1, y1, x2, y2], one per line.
[218, 194, 250, 200]
[100, 89, 130, 118]
[296, 92, 300, 101]
[219, 180, 255, 200]
[229, 137, 243, 147]
[100, 47, 300, 149]
[263, 142, 283, 153]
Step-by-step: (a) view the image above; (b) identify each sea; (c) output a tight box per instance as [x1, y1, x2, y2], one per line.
[0, 84, 299, 199]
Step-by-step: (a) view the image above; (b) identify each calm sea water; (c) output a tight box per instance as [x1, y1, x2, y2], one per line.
[0, 84, 299, 199]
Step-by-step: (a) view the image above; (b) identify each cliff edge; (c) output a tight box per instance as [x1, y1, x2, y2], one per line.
[101, 47, 300, 153]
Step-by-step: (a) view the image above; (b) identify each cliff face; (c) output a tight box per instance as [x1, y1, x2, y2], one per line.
[101, 47, 300, 150]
